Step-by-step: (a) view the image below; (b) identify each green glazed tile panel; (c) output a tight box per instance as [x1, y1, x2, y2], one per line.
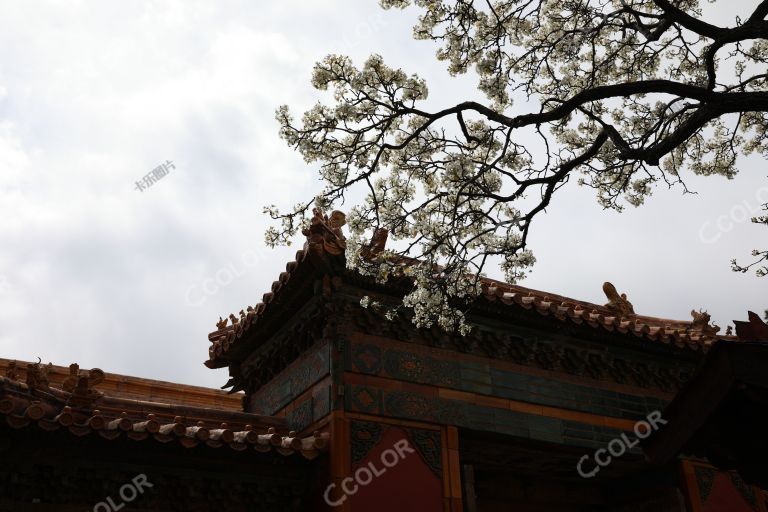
[347, 341, 669, 421]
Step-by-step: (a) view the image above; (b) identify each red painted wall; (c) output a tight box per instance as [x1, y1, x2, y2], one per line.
[702, 473, 757, 512]
[346, 426, 443, 512]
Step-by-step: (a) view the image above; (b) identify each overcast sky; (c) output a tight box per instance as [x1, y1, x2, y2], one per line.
[0, 1, 764, 389]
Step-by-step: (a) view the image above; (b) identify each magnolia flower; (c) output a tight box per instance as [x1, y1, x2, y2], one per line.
[267, 0, 768, 333]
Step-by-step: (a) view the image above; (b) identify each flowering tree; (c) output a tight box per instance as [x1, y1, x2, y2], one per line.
[268, 0, 768, 332]
[732, 202, 768, 276]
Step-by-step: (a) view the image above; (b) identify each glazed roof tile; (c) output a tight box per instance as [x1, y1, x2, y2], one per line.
[0, 358, 242, 410]
[207, 213, 725, 366]
[0, 370, 328, 460]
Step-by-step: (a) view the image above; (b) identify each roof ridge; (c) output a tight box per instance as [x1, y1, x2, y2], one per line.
[206, 218, 722, 366]
[0, 374, 328, 458]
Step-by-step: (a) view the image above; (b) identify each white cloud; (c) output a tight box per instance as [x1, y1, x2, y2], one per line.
[0, 0, 764, 389]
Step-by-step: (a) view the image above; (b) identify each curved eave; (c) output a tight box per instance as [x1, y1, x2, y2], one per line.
[0, 376, 329, 460]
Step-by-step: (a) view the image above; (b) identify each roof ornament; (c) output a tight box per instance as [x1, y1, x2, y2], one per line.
[216, 316, 228, 330]
[602, 282, 635, 317]
[5, 360, 19, 381]
[734, 311, 768, 341]
[302, 208, 347, 256]
[25, 358, 53, 392]
[690, 309, 721, 335]
[63, 363, 105, 407]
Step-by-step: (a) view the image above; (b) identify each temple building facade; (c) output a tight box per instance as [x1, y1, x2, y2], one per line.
[2, 210, 768, 511]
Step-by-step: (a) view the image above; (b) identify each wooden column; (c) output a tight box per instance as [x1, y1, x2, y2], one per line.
[443, 425, 463, 512]
[328, 411, 351, 512]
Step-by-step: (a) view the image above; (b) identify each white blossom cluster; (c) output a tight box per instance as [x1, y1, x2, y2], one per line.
[267, 0, 768, 333]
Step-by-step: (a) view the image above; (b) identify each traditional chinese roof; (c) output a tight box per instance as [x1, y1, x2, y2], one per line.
[644, 321, 768, 488]
[734, 310, 768, 341]
[0, 362, 328, 460]
[476, 279, 722, 350]
[0, 358, 242, 410]
[206, 210, 724, 368]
